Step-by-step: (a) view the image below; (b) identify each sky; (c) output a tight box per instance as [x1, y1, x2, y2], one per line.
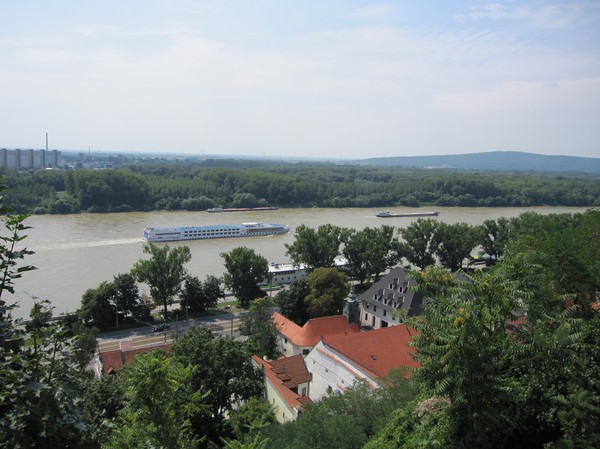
[1, 1, 599, 160]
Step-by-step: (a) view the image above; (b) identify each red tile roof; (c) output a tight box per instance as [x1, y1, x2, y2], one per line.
[252, 354, 313, 412]
[270, 354, 312, 386]
[323, 325, 419, 380]
[99, 342, 171, 375]
[272, 312, 302, 340]
[272, 312, 360, 347]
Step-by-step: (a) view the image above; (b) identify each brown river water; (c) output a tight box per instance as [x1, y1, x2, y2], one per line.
[8, 206, 587, 318]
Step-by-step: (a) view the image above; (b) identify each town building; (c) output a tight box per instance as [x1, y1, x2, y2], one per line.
[359, 267, 425, 329]
[304, 324, 418, 401]
[272, 312, 360, 357]
[0, 148, 62, 169]
[252, 354, 313, 423]
[95, 340, 171, 377]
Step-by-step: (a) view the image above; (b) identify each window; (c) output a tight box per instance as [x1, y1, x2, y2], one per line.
[301, 387, 307, 396]
[364, 313, 368, 320]
[383, 310, 387, 316]
[374, 306, 377, 312]
[302, 349, 309, 356]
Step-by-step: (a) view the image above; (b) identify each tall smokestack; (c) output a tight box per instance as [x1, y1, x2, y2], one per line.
[45, 133, 48, 151]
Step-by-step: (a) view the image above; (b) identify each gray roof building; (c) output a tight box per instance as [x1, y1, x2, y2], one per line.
[359, 267, 425, 329]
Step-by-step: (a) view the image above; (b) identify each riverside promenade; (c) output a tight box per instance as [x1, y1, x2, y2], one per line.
[96, 310, 246, 353]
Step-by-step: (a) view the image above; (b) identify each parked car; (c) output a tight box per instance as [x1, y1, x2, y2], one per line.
[153, 323, 170, 332]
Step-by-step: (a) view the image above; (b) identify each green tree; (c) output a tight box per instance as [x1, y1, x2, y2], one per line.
[285, 224, 348, 270]
[181, 274, 223, 315]
[434, 222, 481, 272]
[111, 273, 140, 320]
[240, 297, 278, 359]
[275, 279, 310, 326]
[1, 299, 88, 447]
[0, 181, 88, 446]
[263, 379, 417, 449]
[0, 216, 35, 301]
[81, 374, 126, 447]
[406, 267, 523, 448]
[221, 247, 268, 308]
[399, 218, 441, 270]
[131, 243, 191, 320]
[172, 327, 263, 444]
[479, 217, 512, 262]
[60, 313, 100, 369]
[228, 397, 276, 442]
[304, 267, 350, 318]
[364, 398, 452, 449]
[79, 281, 116, 329]
[108, 350, 205, 449]
[343, 225, 402, 284]
[202, 274, 224, 307]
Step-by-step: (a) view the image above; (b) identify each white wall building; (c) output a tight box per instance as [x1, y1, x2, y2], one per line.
[304, 325, 419, 402]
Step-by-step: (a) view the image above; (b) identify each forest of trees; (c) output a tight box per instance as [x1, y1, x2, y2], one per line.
[1, 160, 599, 214]
[1, 172, 599, 448]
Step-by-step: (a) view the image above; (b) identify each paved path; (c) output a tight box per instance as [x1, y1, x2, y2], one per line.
[97, 312, 246, 352]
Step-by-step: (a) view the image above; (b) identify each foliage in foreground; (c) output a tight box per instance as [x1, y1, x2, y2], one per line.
[0, 201, 91, 447]
[261, 377, 418, 449]
[367, 210, 600, 449]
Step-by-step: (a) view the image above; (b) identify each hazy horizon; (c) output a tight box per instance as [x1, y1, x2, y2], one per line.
[1, 1, 599, 159]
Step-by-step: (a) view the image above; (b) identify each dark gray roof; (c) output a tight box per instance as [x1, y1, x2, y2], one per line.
[358, 267, 425, 318]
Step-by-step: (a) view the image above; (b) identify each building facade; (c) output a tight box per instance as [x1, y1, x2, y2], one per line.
[0, 148, 62, 169]
[304, 325, 418, 401]
[359, 267, 425, 329]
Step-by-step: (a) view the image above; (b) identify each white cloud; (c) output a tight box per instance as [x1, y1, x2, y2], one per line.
[431, 77, 600, 118]
[458, 1, 591, 29]
[347, 4, 398, 21]
[1, 1, 599, 158]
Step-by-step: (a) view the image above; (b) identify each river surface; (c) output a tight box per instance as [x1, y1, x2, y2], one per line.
[8, 206, 587, 318]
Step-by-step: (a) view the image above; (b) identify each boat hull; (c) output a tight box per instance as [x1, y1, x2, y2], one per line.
[376, 211, 440, 218]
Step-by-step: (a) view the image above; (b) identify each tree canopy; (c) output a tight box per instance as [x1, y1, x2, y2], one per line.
[221, 246, 269, 308]
[172, 327, 263, 445]
[399, 218, 441, 270]
[131, 243, 191, 319]
[304, 267, 350, 318]
[285, 224, 348, 270]
[180, 274, 224, 316]
[342, 225, 402, 284]
[367, 209, 600, 449]
[3, 161, 599, 214]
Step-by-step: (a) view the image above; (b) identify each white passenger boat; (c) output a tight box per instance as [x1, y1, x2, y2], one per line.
[142, 222, 290, 242]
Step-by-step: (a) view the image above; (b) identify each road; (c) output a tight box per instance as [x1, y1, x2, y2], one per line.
[97, 312, 246, 353]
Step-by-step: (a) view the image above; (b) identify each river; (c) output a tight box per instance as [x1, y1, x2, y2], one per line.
[7, 206, 587, 318]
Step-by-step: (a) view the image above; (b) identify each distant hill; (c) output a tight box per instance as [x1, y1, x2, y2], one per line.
[359, 151, 600, 174]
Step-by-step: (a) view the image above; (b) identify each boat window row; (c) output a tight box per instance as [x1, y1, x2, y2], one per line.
[183, 229, 239, 236]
